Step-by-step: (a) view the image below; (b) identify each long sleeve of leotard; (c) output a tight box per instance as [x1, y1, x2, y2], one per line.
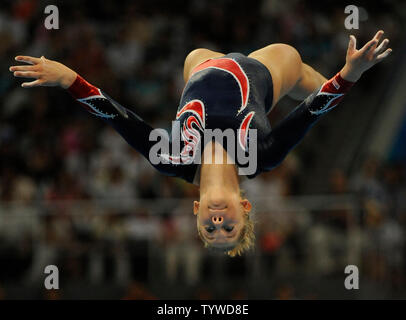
[67, 75, 197, 183]
[259, 72, 354, 171]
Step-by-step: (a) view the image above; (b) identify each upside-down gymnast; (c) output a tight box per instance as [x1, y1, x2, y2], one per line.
[10, 30, 391, 257]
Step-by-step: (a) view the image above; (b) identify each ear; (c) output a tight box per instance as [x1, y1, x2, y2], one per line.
[240, 199, 252, 213]
[193, 201, 200, 215]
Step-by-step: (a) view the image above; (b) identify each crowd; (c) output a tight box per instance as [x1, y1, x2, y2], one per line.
[0, 0, 405, 299]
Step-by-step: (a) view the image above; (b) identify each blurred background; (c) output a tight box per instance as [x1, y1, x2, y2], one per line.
[0, 0, 405, 299]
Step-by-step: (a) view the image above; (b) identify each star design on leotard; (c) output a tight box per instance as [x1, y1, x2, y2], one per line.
[308, 91, 344, 115]
[78, 96, 119, 119]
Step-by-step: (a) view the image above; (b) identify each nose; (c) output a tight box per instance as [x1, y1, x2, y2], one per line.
[212, 216, 223, 224]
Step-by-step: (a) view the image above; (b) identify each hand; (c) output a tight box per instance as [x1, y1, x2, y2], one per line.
[9, 55, 77, 89]
[340, 30, 392, 82]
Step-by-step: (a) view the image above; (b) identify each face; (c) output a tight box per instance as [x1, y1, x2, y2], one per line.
[194, 186, 252, 249]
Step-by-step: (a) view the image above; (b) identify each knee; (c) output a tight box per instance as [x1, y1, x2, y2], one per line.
[269, 44, 304, 92]
[273, 43, 302, 61]
[184, 48, 209, 69]
[185, 48, 209, 61]
[183, 48, 210, 82]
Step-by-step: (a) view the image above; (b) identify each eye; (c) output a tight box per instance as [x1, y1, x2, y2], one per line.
[205, 226, 215, 233]
[223, 226, 234, 232]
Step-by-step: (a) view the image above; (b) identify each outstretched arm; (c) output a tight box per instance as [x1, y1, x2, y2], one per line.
[260, 31, 392, 171]
[9, 56, 197, 183]
[260, 72, 354, 171]
[282, 30, 391, 101]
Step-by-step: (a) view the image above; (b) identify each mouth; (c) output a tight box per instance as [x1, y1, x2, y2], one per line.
[208, 204, 227, 210]
[208, 207, 227, 212]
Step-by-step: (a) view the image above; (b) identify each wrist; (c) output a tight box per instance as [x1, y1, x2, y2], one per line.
[320, 72, 354, 96]
[340, 64, 362, 83]
[60, 69, 77, 89]
[67, 74, 100, 99]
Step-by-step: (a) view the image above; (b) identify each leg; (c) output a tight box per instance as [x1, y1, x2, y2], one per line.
[248, 44, 327, 108]
[183, 48, 225, 83]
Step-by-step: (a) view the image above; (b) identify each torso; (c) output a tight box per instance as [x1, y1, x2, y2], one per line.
[160, 53, 275, 183]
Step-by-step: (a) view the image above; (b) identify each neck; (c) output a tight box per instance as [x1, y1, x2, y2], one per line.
[200, 141, 240, 194]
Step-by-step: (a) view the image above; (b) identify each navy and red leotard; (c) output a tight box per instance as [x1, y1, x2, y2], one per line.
[68, 52, 353, 185]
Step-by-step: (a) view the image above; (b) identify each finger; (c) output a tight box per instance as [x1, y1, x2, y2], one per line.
[362, 30, 385, 57]
[21, 79, 43, 88]
[13, 71, 40, 78]
[376, 48, 392, 61]
[9, 65, 37, 72]
[374, 39, 389, 56]
[360, 38, 379, 56]
[15, 55, 41, 65]
[347, 35, 357, 54]
[373, 30, 384, 42]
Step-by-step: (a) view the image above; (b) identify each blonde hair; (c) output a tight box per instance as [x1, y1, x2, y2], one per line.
[197, 211, 255, 257]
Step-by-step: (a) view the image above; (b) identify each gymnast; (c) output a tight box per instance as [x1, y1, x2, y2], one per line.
[10, 30, 391, 257]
